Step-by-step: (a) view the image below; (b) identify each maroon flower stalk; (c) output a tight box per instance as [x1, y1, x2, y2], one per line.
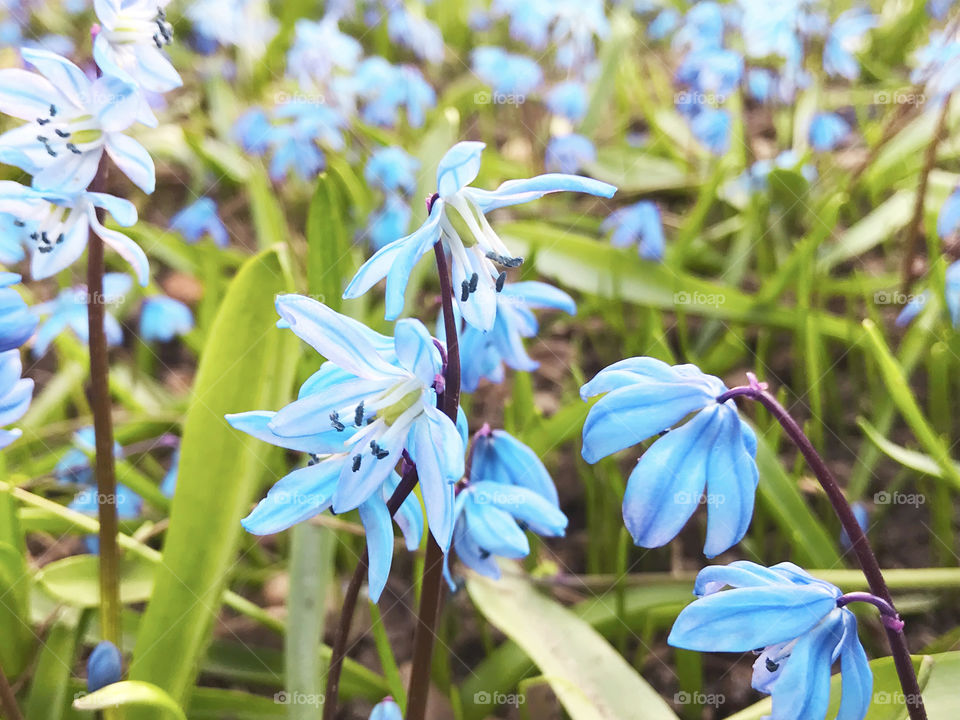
[718, 374, 926, 720]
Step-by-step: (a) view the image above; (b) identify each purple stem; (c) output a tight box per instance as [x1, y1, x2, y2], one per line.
[837, 592, 905, 632]
[717, 381, 926, 720]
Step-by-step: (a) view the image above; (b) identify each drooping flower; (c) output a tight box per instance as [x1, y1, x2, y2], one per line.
[387, 6, 444, 64]
[365, 147, 419, 195]
[545, 134, 596, 174]
[55, 427, 124, 486]
[690, 107, 731, 155]
[0, 273, 37, 352]
[809, 112, 851, 151]
[911, 32, 960, 106]
[186, 0, 278, 57]
[368, 195, 412, 251]
[93, 0, 183, 93]
[0, 215, 26, 264]
[170, 197, 229, 248]
[0, 48, 156, 194]
[442, 281, 576, 393]
[370, 697, 402, 720]
[823, 8, 876, 81]
[602, 201, 665, 261]
[344, 141, 616, 332]
[140, 295, 193, 342]
[581, 357, 759, 557]
[0, 349, 33, 449]
[350, 58, 436, 129]
[545, 81, 588, 123]
[0, 181, 146, 285]
[86, 640, 123, 693]
[31, 273, 131, 357]
[471, 46, 543, 97]
[648, 9, 680, 40]
[286, 16, 362, 88]
[668, 561, 872, 720]
[227, 295, 465, 551]
[445, 427, 567, 584]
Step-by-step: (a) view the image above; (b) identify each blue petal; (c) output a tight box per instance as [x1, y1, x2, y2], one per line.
[241, 460, 341, 535]
[105, 133, 156, 194]
[581, 381, 716, 463]
[382, 472, 424, 551]
[275, 295, 401, 380]
[835, 611, 873, 720]
[667, 584, 840, 652]
[622, 405, 723, 548]
[88, 192, 137, 227]
[88, 210, 149, 286]
[394, 319, 441, 386]
[370, 698, 403, 720]
[0, 68, 65, 120]
[450, 517, 500, 579]
[268, 377, 387, 438]
[702, 405, 759, 557]
[463, 501, 529, 559]
[348, 200, 444, 320]
[465, 173, 616, 213]
[693, 561, 791, 596]
[436, 141, 486, 198]
[226, 411, 345, 454]
[471, 429, 558, 505]
[358, 495, 394, 602]
[407, 404, 464, 549]
[500, 281, 576, 315]
[468, 481, 567, 537]
[20, 48, 88, 108]
[769, 614, 844, 720]
[86, 640, 122, 693]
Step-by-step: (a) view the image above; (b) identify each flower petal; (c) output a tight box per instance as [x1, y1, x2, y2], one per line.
[500, 281, 576, 314]
[358, 495, 394, 602]
[471, 429, 558, 505]
[468, 481, 567, 537]
[105, 133, 156, 194]
[20, 48, 88, 109]
[241, 460, 341, 535]
[87, 192, 137, 226]
[407, 404, 464, 549]
[436, 141, 485, 198]
[0, 68, 65, 120]
[226, 411, 345, 454]
[769, 614, 844, 720]
[394, 318, 441, 386]
[465, 173, 616, 213]
[88, 208, 149, 286]
[463, 501, 529, 559]
[835, 611, 873, 720]
[667, 584, 840, 652]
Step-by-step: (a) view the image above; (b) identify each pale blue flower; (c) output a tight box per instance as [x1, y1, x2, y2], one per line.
[266, 102, 346, 182]
[443, 281, 576, 393]
[227, 295, 464, 552]
[0, 48, 156, 194]
[365, 147, 419, 195]
[187, 0, 277, 57]
[445, 428, 567, 584]
[545, 134, 596, 174]
[471, 46, 542, 97]
[387, 7, 444, 64]
[913, 33, 960, 106]
[31, 273, 131, 357]
[170, 197, 228, 247]
[648, 9, 679, 40]
[86, 641, 123, 693]
[0, 273, 37, 352]
[140, 296, 193, 342]
[160, 447, 179, 497]
[938, 187, 960, 239]
[673, 1, 725, 52]
[545, 81, 588, 123]
[93, 0, 183, 93]
[668, 561, 872, 720]
[370, 697, 402, 720]
[581, 357, 758, 556]
[368, 195, 412, 251]
[233, 108, 273, 155]
[691, 107, 730, 155]
[351, 58, 436, 129]
[287, 17, 362, 87]
[0, 214, 26, 264]
[488, 0, 553, 48]
[0, 181, 146, 284]
[747, 68, 777, 102]
[809, 112, 851, 151]
[677, 47, 743, 97]
[928, 0, 952, 19]
[345, 141, 616, 332]
[0, 349, 32, 449]
[602, 201, 665, 261]
[823, 8, 875, 81]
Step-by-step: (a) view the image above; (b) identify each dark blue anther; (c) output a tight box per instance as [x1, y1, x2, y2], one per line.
[352, 454, 362, 472]
[496, 271, 506, 292]
[354, 401, 364, 426]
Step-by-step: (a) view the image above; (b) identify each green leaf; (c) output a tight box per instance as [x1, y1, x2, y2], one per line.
[26, 607, 82, 720]
[586, 146, 701, 195]
[467, 566, 680, 720]
[0, 486, 31, 677]
[73, 681, 186, 720]
[861, 320, 960, 490]
[857, 417, 954, 480]
[307, 173, 351, 313]
[247, 166, 289, 250]
[36, 555, 155, 608]
[128, 248, 299, 715]
[817, 191, 914, 272]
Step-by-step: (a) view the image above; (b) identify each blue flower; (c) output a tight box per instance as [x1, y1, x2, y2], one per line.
[55, 427, 124, 486]
[387, 7, 444, 64]
[897, 260, 960, 328]
[370, 697, 402, 720]
[0, 181, 146, 284]
[365, 148, 419, 195]
[368, 195, 412, 251]
[446, 428, 567, 584]
[0, 214, 26, 264]
[471, 46, 543, 97]
[545, 81, 588, 123]
[690, 107, 730, 155]
[286, 17, 362, 87]
[0, 350, 33, 449]
[602, 201, 665, 261]
[32, 273, 131, 357]
[186, 0, 278, 56]
[673, 2, 725, 53]
[227, 295, 464, 553]
[233, 108, 273, 155]
[140, 296, 194, 342]
[345, 141, 616, 332]
[265, 100, 346, 182]
[809, 112, 851, 151]
[170, 197, 229, 248]
[160, 447, 180, 497]
[545, 134, 596, 174]
[0, 273, 37, 353]
[351, 58, 436, 129]
[823, 8, 876, 81]
[928, 0, 952, 19]
[747, 68, 777, 103]
[648, 9, 680, 40]
[446, 281, 576, 393]
[93, 0, 183, 93]
[937, 186, 960, 240]
[911, 33, 960, 106]
[87, 640, 123, 693]
[677, 47, 743, 97]
[581, 357, 759, 557]
[0, 48, 155, 194]
[668, 561, 872, 720]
